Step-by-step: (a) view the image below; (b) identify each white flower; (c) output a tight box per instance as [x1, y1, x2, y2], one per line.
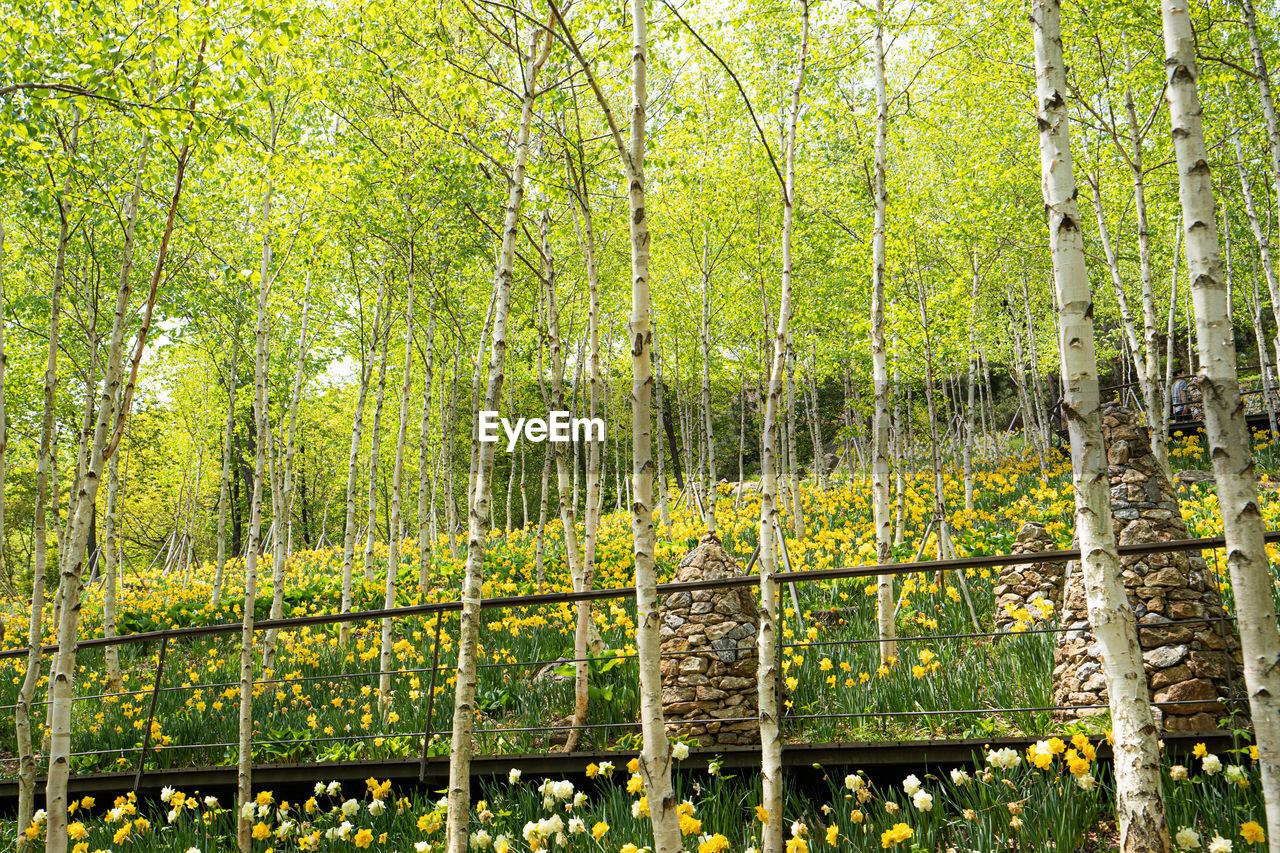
[324, 828, 339, 841]
[314, 782, 325, 795]
[108, 808, 124, 822]
[1225, 765, 1246, 785]
[1202, 754, 1222, 775]
[1170, 765, 1188, 782]
[240, 802, 255, 819]
[167, 808, 180, 824]
[326, 781, 342, 796]
[791, 820, 807, 838]
[1175, 827, 1201, 850]
[844, 774, 864, 791]
[986, 747, 1022, 770]
[472, 830, 492, 848]
[597, 761, 614, 777]
[1207, 834, 1232, 853]
[368, 799, 386, 816]
[337, 820, 354, 841]
[553, 779, 575, 800]
[912, 791, 934, 812]
[632, 801, 643, 818]
[950, 768, 971, 786]
[509, 768, 523, 784]
[277, 820, 294, 839]
[160, 787, 176, 804]
[1075, 773, 1096, 792]
[672, 741, 690, 761]
[572, 792, 588, 809]
[542, 796, 555, 811]
[414, 842, 431, 852]
[256, 804, 271, 819]
[568, 817, 586, 834]
[745, 847, 759, 853]
[436, 796, 449, 811]
[185, 847, 200, 853]
[203, 796, 219, 808]
[341, 798, 360, 817]
[903, 774, 922, 795]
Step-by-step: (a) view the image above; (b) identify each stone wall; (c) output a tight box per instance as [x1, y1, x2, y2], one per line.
[1052, 405, 1243, 731]
[659, 534, 760, 746]
[993, 521, 1068, 634]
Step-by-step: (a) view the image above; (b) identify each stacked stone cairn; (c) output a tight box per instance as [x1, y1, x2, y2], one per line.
[659, 533, 760, 745]
[1052, 405, 1243, 731]
[993, 521, 1068, 635]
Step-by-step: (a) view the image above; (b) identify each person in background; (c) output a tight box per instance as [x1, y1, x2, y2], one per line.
[1171, 367, 1191, 421]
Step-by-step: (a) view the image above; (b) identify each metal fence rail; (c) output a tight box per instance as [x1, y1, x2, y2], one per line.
[3, 529, 1268, 790]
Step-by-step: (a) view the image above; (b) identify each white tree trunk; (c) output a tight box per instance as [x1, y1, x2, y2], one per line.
[418, 296, 437, 598]
[339, 274, 384, 646]
[213, 338, 239, 608]
[381, 254, 415, 704]
[701, 249, 718, 534]
[16, 168, 71, 841]
[237, 190, 272, 852]
[870, 0, 896, 666]
[363, 284, 392, 583]
[444, 29, 547, 850]
[1162, 3, 1280, 843]
[1033, 3, 1170, 849]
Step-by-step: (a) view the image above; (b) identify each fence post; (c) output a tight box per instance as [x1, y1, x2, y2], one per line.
[133, 636, 169, 791]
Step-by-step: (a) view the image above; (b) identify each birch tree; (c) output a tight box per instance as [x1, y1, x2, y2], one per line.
[1032, 1, 1169, 849]
[444, 16, 552, 849]
[1162, 0, 1280, 841]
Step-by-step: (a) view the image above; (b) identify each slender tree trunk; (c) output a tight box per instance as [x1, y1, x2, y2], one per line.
[1033, 4, 1171, 849]
[262, 254, 309, 672]
[1231, 122, 1280, 389]
[964, 252, 978, 513]
[444, 29, 548, 851]
[654, 328, 671, 526]
[701, 246, 718, 534]
[1122, 88, 1174, 479]
[16, 146, 73, 839]
[381, 249, 415, 704]
[1163, 4, 1280, 842]
[237, 186, 272, 853]
[339, 274, 384, 646]
[418, 296, 437, 598]
[213, 339, 240, 608]
[364, 282, 392, 583]
[446, 335, 461, 558]
[48, 102, 195, 850]
[870, 0, 896, 666]
[0, 221, 5, 583]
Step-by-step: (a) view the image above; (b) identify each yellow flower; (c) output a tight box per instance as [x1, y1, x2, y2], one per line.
[756, 804, 770, 824]
[826, 825, 839, 844]
[679, 813, 702, 835]
[67, 822, 88, 841]
[626, 774, 644, 794]
[1241, 821, 1266, 844]
[880, 822, 913, 848]
[252, 823, 273, 840]
[785, 839, 809, 853]
[850, 809, 864, 824]
[1193, 742, 1208, 758]
[255, 791, 274, 807]
[621, 845, 640, 853]
[627, 757, 640, 774]
[354, 828, 374, 848]
[591, 821, 609, 840]
[586, 763, 599, 778]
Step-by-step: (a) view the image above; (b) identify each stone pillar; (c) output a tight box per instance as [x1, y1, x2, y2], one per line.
[659, 533, 760, 746]
[1052, 405, 1244, 731]
[993, 521, 1068, 634]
